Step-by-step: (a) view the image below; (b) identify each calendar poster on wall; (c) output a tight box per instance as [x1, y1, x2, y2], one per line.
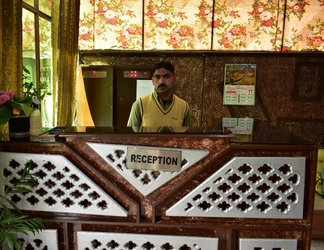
[223, 64, 256, 106]
[222, 117, 254, 142]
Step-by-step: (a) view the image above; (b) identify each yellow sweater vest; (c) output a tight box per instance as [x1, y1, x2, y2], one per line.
[140, 93, 188, 126]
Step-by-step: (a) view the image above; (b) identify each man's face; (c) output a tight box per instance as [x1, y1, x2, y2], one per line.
[152, 68, 176, 95]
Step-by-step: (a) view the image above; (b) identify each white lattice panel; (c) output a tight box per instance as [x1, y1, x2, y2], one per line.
[167, 157, 305, 219]
[2, 229, 58, 250]
[77, 231, 218, 250]
[87, 143, 209, 196]
[239, 238, 298, 250]
[0, 152, 127, 217]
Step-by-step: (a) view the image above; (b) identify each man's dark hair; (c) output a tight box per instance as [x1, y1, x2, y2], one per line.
[152, 61, 175, 76]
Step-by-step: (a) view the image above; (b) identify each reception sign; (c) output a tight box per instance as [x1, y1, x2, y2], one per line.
[127, 147, 182, 172]
[223, 64, 256, 106]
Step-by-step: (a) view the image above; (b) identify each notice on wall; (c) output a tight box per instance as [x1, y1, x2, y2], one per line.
[136, 80, 154, 99]
[223, 64, 256, 106]
[222, 118, 254, 142]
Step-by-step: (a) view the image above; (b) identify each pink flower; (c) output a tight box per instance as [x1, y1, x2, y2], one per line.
[81, 33, 90, 40]
[0, 95, 10, 106]
[291, 2, 309, 11]
[96, 6, 108, 14]
[122, 40, 128, 47]
[251, 6, 265, 15]
[127, 26, 137, 35]
[213, 20, 220, 28]
[229, 28, 237, 36]
[177, 27, 193, 37]
[170, 34, 179, 42]
[145, 9, 159, 16]
[7, 91, 14, 99]
[197, 8, 211, 17]
[257, 7, 265, 13]
[313, 37, 323, 46]
[222, 35, 229, 43]
[307, 36, 323, 46]
[108, 18, 117, 25]
[263, 19, 273, 27]
[178, 28, 187, 36]
[0, 91, 14, 106]
[281, 46, 289, 51]
[158, 21, 167, 28]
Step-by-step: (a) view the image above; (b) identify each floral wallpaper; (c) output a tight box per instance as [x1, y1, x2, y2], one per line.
[79, 0, 143, 50]
[76, 0, 324, 51]
[22, 1, 52, 52]
[212, 0, 284, 50]
[22, 10, 36, 51]
[144, 0, 213, 50]
[283, 0, 324, 51]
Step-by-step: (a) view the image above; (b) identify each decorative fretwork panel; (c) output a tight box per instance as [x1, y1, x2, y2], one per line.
[239, 238, 298, 250]
[87, 143, 209, 196]
[166, 157, 305, 219]
[2, 229, 58, 250]
[0, 152, 127, 217]
[77, 232, 218, 250]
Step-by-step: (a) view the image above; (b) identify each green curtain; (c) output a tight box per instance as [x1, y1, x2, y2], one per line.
[54, 0, 80, 127]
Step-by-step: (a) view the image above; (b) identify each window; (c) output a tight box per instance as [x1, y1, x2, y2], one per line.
[22, 0, 53, 128]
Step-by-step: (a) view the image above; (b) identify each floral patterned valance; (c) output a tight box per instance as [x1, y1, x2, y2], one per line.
[78, 0, 324, 51]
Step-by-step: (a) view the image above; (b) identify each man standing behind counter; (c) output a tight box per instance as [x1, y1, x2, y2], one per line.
[127, 61, 191, 127]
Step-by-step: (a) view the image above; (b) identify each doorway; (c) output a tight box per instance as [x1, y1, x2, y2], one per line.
[113, 66, 152, 127]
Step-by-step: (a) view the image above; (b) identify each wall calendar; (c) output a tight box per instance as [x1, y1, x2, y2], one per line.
[223, 64, 256, 106]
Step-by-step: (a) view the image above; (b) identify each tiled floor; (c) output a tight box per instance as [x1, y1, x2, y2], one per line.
[312, 239, 324, 250]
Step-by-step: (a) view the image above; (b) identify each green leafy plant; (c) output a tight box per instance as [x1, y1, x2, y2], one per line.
[0, 92, 33, 127]
[0, 160, 45, 250]
[22, 66, 51, 103]
[0, 66, 52, 127]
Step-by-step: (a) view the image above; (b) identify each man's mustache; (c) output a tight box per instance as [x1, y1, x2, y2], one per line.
[158, 84, 168, 88]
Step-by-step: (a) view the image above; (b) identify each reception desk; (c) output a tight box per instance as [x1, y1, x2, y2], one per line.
[0, 122, 318, 250]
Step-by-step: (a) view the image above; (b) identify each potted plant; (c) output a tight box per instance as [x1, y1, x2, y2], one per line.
[0, 90, 33, 127]
[0, 67, 51, 137]
[0, 160, 45, 250]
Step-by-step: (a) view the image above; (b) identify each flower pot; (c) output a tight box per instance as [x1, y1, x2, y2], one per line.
[8, 115, 30, 140]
